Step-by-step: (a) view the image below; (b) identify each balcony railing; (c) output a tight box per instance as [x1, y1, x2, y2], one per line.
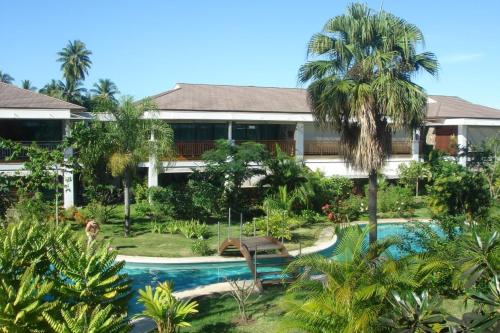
[304, 139, 412, 156]
[0, 141, 61, 161]
[175, 140, 296, 160]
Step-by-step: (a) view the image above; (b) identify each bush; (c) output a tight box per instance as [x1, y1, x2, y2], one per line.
[322, 195, 366, 223]
[191, 239, 213, 256]
[134, 185, 175, 222]
[178, 220, 209, 239]
[63, 206, 77, 221]
[244, 215, 292, 241]
[377, 185, 416, 217]
[12, 193, 51, 224]
[87, 201, 115, 224]
[73, 209, 87, 226]
[300, 209, 324, 224]
[306, 172, 354, 212]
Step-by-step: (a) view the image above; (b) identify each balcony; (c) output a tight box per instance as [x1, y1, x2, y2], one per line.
[304, 139, 412, 156]
[0, 141, 61, 162]
[174, 140, 296, 160]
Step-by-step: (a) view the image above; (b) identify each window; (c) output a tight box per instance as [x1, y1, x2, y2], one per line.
[171, 123, 228, 141]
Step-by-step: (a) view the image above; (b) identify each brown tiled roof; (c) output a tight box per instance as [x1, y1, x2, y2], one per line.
[151, 84, 500, 120]
[427, 95, 500, 119]
[151, 83, 310, 113]
[0, 82, 85, 110]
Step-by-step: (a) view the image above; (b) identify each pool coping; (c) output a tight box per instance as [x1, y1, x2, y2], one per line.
[118, 218, 430, 265]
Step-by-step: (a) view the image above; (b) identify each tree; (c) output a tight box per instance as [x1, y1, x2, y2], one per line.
[398, 160, 431, 196]
[39, 79, 65, 99]
[0, 70, 14, 84]
[91, 79, 120, 104]
[105, 97, 174, 236]
[136, 281, 198, 333]
[43, 304, 130, 333]
[60, 79, 87, 104]
[20, 79, 37, 91]
[298, 3, 438, 243]
[57, 40, 92, 84]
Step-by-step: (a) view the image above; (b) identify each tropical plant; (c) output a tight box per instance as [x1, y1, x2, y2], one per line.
[91, 78, 120, 103]
[57, 40, 92, 84]
[380, 290, 446, 332]
[48, 237, 131, 309]
[282, 226, 439, 332]
[298, 3, 438, 243]
[105, 97, 174, 236]
[20, 79, 37, 91]
[398, 160, 432, 196]
[43, 304, 130, 333]
[191, 239, 212, 256]
[178, 220, 209, 239]
[0, 266, 54, 332]
[260, 145, 308, 192]
[263, 185, 304, 241]
[39, 79, 65, 99]
[466, 276, 500, 331]
[136, 281, 198, 333]
[0, 70, 14, 84]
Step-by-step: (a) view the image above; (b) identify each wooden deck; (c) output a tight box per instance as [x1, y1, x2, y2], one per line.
[219, 236, 294, 291]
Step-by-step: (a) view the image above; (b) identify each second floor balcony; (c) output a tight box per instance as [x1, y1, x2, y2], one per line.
[304, 139, 412, 156]
[0, 141, 62, 162]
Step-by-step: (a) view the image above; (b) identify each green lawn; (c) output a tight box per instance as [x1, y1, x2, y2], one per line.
[71, 205, 330, 257]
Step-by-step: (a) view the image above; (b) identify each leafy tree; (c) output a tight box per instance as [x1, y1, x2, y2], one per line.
[20, 79, 37, 91]
[91, 78, 120, 104]
[0, 70, 14, 84]
[105, 97, 174, 236]
[468, 137, 500, 200]
[263, 185, 303, 241]
[380, 291, 446, 332]
[398, 160, 431, 196]
[0, 266, 54, 332]
[298, 3, 438, 243]
[48, 238, 131, 309]
[136, 281, 198, 333]
[43, 304, 130, 333]
[57, 40, 92, 84]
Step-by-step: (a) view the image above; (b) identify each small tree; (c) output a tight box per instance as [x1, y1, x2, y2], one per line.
[398, 160, 431, 197]
[226, 279, 256, 323]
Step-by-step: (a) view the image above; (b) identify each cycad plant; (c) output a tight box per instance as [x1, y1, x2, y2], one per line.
[282, 226, 437, 332]
[0, 266, 54, 332]
[136, 281, 198, 333]
[48, 238, 131, 309]
[44, 304, 130, 333]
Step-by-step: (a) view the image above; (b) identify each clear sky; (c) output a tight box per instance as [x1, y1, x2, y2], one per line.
[1, 0, 499, 108]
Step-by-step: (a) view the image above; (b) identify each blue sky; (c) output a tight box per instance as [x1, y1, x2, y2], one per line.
[1, 0, 499, 108]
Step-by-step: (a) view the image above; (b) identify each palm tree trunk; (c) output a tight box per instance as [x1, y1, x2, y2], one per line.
[368, 169, 377, 244]
[123, 169, 131, 237]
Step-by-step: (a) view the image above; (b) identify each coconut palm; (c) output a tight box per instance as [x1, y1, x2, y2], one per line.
[282, 226, 439, 332]
[91, 78, 120, 103]
[43, 304, 130, 333]
[0, 70, 14, 84]
[60, 79, 86, 104]
[20, 79, 37, 91]
[136, 281, 198, 333]
[39, 79, 65, 99]
[105, 97, 174, 236]
[57, 40, 92, 83]
[298, 3, 438, 243]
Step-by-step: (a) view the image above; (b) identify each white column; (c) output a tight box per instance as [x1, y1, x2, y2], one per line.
[457, 125, 468, 166]
[228, 121, 234, 144]
[412, 128, 421, 161]
[62, 120, 74, 208]
[294, 122, 304, 160]
[147, 130, 158, 188]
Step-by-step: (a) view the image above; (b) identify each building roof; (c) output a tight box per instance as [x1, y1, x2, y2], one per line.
[151, 83, 310, 113]
[150, 83, 500, 120]
[427, 95, 500, 120]
[0, 82, 85, 110]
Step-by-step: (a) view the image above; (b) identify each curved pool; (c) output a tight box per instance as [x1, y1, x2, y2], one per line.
[123, 222, 432, 314]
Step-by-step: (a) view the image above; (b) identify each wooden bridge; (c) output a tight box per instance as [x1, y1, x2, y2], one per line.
[219, 236, 295, 291]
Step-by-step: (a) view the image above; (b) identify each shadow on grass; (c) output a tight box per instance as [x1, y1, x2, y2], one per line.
[195, 322, 235, 333]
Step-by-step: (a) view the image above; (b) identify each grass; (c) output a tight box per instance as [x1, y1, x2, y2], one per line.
[70, 204, 330, 257]
[358, 195, 432, 221]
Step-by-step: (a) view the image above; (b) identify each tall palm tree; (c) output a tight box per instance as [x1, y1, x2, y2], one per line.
[298, 3, 438, 243]
[105, 97, 175, 236]
[0, 70, 14, 84]
[39, 79, 65, 99]
[57, 40, 92, 84]
[91, 78, 120, 103]
[20, 79, 37, 91]
[60, 79, 86, 104]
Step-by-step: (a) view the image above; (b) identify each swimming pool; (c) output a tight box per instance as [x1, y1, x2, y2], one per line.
[122, 222, 432, 314]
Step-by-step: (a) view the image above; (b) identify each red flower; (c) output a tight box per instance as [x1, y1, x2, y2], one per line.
[327, 212, 334, 221]
[322, 204, 330, 212]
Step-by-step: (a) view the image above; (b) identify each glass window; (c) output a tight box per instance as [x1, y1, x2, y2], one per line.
[171, 123, 228, 141]
[0, 120, 62, 141]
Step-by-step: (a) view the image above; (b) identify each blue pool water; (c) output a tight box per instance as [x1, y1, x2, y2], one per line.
[122, 222, 435, 314]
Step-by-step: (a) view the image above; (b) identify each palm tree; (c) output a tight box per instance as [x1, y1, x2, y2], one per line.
[60, 79, 87, 104]
[44, 304, 130, 333]
[20, 79, 37, 91]
[39, 79, 65, 99]
[135, 281, 198, 333]
[57, 40, 92, 84]
[105, 97, 174, 236]
[298, 3, 438, 243]
[282, 226, 438, 332]
[91, 78, 120, 103]
[0, 70, 14, 84]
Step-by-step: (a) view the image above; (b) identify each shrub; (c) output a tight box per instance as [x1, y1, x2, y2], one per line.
[322, 195, 365, 223]
[63, 206, 77, 221]
[73, 209, 87, 226]
[300, 209, 324, 224]
[87, 201, 115, 224]
[377, 185, 416, 217]
[178, 220, 209, 239]
[244, 215, 292, 241]
[305, 172, 354, 211]
[135, 186, 175, 222]
[12, 193, 51, 224]
[191, 239, 213, 256]
[163, 220, 181, 234]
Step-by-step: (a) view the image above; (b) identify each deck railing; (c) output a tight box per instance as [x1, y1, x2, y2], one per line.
[235, 140, 295, 156]
[0, 141, 61, 161]
[304, 139, 412, 156]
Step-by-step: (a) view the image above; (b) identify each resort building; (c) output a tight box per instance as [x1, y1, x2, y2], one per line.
[1, 82, 499, 208]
